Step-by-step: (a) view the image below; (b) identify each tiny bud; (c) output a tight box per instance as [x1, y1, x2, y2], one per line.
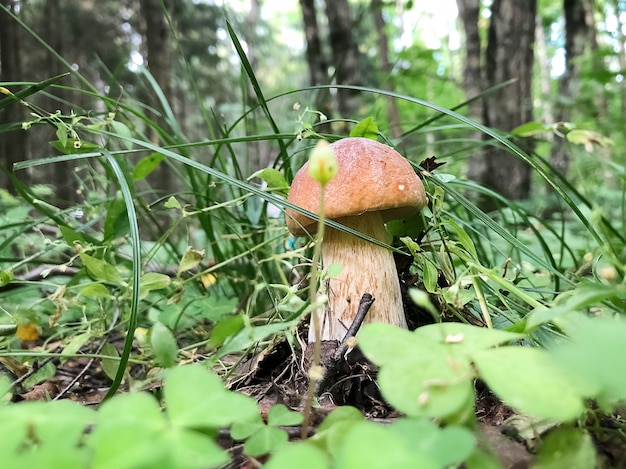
[599, 266, 617, 281]
[308, 140, 337, 186]
[308, 364, 324, 381]
[319, 113, 327, 122]
[583, 252, 593, 263]
[293, 102, 301, 111]
[418, 391, 429, 406]
[346, 336, 358, 348]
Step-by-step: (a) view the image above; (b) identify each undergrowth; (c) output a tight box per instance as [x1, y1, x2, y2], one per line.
[0, 18, 625, 469]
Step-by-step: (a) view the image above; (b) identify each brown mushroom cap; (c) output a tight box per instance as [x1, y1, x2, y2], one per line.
[286, 137, 427, 236]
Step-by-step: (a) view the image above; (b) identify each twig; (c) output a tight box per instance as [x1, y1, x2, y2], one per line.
[332, 293, 374, 361]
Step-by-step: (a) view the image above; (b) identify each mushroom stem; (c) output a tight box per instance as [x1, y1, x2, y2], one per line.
[310, 211, 407, 342]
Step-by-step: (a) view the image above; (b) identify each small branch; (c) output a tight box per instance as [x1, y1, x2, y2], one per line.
[333, 293, 374, 361]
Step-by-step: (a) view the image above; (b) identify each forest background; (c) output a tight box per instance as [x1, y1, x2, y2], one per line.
[1, 0, 626, 467]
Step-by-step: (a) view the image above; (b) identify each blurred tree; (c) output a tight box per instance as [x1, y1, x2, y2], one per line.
[371, 0, 401, 138]
[550, 0, 596, 176]
[456, 0, 537, 205]
[0, 0, 27, 192]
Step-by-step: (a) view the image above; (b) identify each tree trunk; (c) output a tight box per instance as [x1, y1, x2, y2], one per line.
[323, 0, 361, 117]
[481, 0, 536, 202]
[371, 0, 402, 139]
[298, 0, 332, 131]
[549, 0, 590, 175]
[455, 0, 486, 182]
[0, 0, 27, 192]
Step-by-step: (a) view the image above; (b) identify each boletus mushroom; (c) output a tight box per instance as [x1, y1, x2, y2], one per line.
[286, 137, 427, 342]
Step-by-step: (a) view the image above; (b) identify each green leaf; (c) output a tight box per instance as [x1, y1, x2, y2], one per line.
[61, 332, 92, 364]
[566, 129, 612, 148]
[177, 248, 205, 275]
[0, 270, 13, 287]
[140, 272, 171, 298]
[549, 315, 626, 409]
[349, 117, 379, 139]
[165, 365, 259, 429]
[78, 282, 112, 298]
[207, 315, 245, 348]
[100, 342, 120, 381]
[150, 322, 178, 368]
[534, 426, 596, 469]
[110, 120, 133, 150]
[80, 253, 124, 285]
[22, 361, 56, 388]
[164, 196, 182, 209]
[510, 121, 546, 137]
[472, 347, 588, 421]
[250, 168, 289, 197]
[218, 320, 298, 357]
[133, 153, 165, 181]
[414, 322, 525, 355]
[56, 125, 68, 148]
[267, 404, 304, 427]
[230, 414, 264, 440]
[103, 195, 129, 241]
[335, 421, 439, 468]
[243, 426, 288, 457]
[49, 139, 100, 154]
[390, 419, 476, 467]
[59, 225, 85, 246]
[265, 442, 329, 469]
[359, 324, 475, 418]
[325, 263, 342, 278]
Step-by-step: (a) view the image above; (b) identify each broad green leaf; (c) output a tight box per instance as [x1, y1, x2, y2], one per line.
[110, 120, 133, 150]
[566, 128, 612, 147]
[133, 153, 165, 181]
[414, 322, 525, 355]
[100, 342, 120, 381]
[390, 418, 476, 467]
[472, 347, 588, 421]
[325, 263, 342, 278]
[49, 139, 100, 154]
[349, 117, 379, 139]
[177, 248, 205, 275]
[267, 404, 304, 427]
[359, 324, 475, 418]
[250, 168, 289, 197]
[80, 253, 124, 285]
[549, 315, 626, 409]
[59, 225, 85, 246]
[533, 426, 596, 469]
[103, 195, 129, 241]
[335, 421, 439, 468]
[207, 315, 244, 348]
[22, 361, 56, 388]
[165, 365, 259, 429]
[511, 121, 546, 137]
[56, 125, 68, 147]
[445, 218, 478, 259]
[140, 272, 171, 298]
[150, 322, 178, 368]
[166, 426, 229, 469]
[230, 414, 264, 440]
[61, 332, 92, 364]
[265, 442, 328, 469]
[315, 406, 365, 457]
[243, 426, 288, 457]
[78, 282, 112, 298]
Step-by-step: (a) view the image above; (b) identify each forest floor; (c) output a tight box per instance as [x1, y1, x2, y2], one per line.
[7, 325, 626, 468]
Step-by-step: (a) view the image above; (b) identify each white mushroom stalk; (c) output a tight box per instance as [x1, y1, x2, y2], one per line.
[286, 137, 427, 343]
[317, 212, 406, 342]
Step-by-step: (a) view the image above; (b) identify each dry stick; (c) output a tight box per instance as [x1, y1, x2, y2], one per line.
[332, 293, 374, 362]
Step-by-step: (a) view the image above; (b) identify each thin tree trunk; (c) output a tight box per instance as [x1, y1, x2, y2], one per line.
[0, 0, 27, 192]
[298, 0, 332, 132]
[549, 0, 589, 176]
[323, 0, 361, 117]
[481, 0, 536, 203]
[371, 0, 401, 139]
[455, 0, 487, 182]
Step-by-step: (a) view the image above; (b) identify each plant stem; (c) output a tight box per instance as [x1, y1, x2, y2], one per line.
[300, 187, 326, 440]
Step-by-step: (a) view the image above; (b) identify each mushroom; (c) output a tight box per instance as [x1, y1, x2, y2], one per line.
[286, 137, 427, 342]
